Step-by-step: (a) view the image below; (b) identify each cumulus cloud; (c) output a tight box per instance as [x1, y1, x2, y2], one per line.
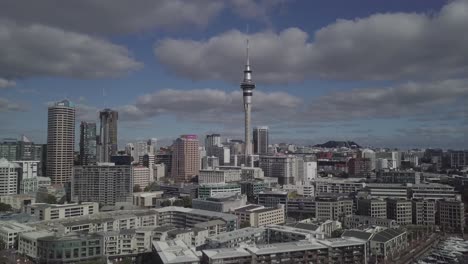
[0, 78, 16, 89]
[155, 0, 468, 83]
[0, 98, 26, 112]
[304, 78, 468, 122]
[0, 0, 225, 35]
[118, 88, 302, 124]
[0, 21, 142, 80]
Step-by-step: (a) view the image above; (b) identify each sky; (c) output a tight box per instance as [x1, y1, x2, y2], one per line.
[0, 0, 467, 149]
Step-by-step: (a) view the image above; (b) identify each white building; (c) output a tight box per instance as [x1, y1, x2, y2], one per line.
[26, 202, 99, 220]
[233, 204, 285, 227]
[14, 160, 39, 180]
[303, 161, 317, 181]
[376, 158, 389, 170]
[20, 176, 51, 194]
[153, 163, 166, 181]
[0, 222, 35, 249]
[0, 158, 19, 196]
[259, 155, 299, 185]
[362, 149, 376, 171]
[282, 182, 315, 197]
[198, 169, 241, 184]
[133, 191, 164, 208]
[192, 193, 247, 213]
[18, 230, 55, 258]
[0, 194, 36, 210]
[132, 165, 151, 189]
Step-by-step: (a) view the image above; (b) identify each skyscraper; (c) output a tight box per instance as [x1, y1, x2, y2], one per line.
[253, 126, 268, 155]
[79, 122, 97, 165]
[240, 40, 255, 159]
[46, 99, 75, 184]
[98, 109, 118, 162]
[171, 135, 200, 183]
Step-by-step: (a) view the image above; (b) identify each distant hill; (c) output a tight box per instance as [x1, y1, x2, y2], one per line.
[313, 141, 361, 149]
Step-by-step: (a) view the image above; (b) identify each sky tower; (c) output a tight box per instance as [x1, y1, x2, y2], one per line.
[241, 39, 255, 158]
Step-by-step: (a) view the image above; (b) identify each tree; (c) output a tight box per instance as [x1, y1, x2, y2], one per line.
[240, 221, 250, 228]
[173, 199, 184, 207]
[160, 200, 171, 207]
[331, 229, 344, 238]
[43, 194, 57, 204]
[181, 197, 192, 208]
[133, 185, 141, 193]
[0, 202, 12, 212]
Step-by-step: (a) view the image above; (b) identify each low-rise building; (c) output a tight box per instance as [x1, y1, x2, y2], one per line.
[315, 197, 353, 221]
[343, 215, 399, 229]
[132, 165, 151, 189]
[409, 183, 458, 200]
[365, 183, 408, 199]
[37, 233, 103, 263]
[26, 202, 99, 221]
[132, 191, 164, 208]
[386, 199, 412, 225]
[412, 199, 436, 226]
[20, 176, 51, 194]
[152, 240, 200, 264]
[358, 199, 387, 219]
[376, 170, 421, 184]
[0, 194, 35, 210]
[192, 193, 247, 213]
[257, 191, 288, 208]
[205, 227, 266, 249]
[0, 222, 35, 249]
[437, 199, 465, 233]
[233, 204, 285, 227]
[197, 183, 241, 198]
[18, 230, 55, 258]
[314, 178, 365, 194]
[282, 182, 315, 197]
[240, 180, 268, 202]
[198, 169, 241, 184]
[370, 229, 407, 259]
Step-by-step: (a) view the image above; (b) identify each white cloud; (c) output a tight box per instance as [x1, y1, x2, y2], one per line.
[0, 0, 225, 35]
[119, 88, 302, 125]
[155, 0, 468, 83]
[0, 78, 16, 89]
[0, 21, 142, 80]
[0, 98, 25, 112]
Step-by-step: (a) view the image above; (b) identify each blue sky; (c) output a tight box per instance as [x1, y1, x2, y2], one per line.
[0, 0, 467, 149]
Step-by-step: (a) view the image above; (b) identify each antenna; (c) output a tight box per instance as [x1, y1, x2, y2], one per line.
[246, 24, 250, 65]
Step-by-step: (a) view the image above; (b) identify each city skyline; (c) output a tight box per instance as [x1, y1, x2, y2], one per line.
[1, 0, 468, 149]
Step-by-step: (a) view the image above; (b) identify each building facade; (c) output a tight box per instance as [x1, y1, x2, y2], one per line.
[253, 126, 268, 155]
[79, 121, 97, 165]
[171, 135, 200, 183]
[98, 109, 118, 162]
[386, 199, 412, 225]
[0, 158, 19, 196]
[46, 100, 75, 184]
[72, 163, 133, 206]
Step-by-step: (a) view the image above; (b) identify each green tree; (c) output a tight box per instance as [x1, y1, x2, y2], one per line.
[173, 199, 184, 207]
[160, 200, 171, 207]
[240, 221, 250, 228]
[44, 194, 57, 204]
[0, 202, 12, 212]
[182, 197, 192, 208]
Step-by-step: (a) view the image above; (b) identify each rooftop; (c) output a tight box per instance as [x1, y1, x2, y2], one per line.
[207, 227, 265, 243]
[372, 229, 406, 243]
[203, 247, 251, 260]
[152, 240, 200, 264]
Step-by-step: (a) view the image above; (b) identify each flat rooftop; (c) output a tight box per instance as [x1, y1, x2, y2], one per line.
[153, 240, 200, 264]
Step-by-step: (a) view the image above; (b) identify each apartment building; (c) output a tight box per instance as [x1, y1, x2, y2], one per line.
[437, 200, 465, 233]
[198, 169, 242, 184]
[26, 202, 99, 221]
[232, 204, 285, 227]
[197, 183, 241, 198]
[343, 215, 399, 229]
[386, 199, 412, 225]
[315, 197, 353, 221]
[358, 198, 387, 219]
[412, 199, 436, 226]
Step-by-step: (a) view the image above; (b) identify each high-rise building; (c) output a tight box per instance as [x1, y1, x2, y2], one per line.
[205, 134, 221, 155]
[79, 122, 97, 165]
[259, 156, 298, 185]
[46, 100, 75, 184]
[171, 135, 200, 183]
[253, 126, 268, 155]
[148, 138, 158, 155]
[72, 163, 132, 206]
[0, 158, 19, 196]
[412, 199, 436, 226]
[98, 109, 118, 162]
[240, 40, 255, 160]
